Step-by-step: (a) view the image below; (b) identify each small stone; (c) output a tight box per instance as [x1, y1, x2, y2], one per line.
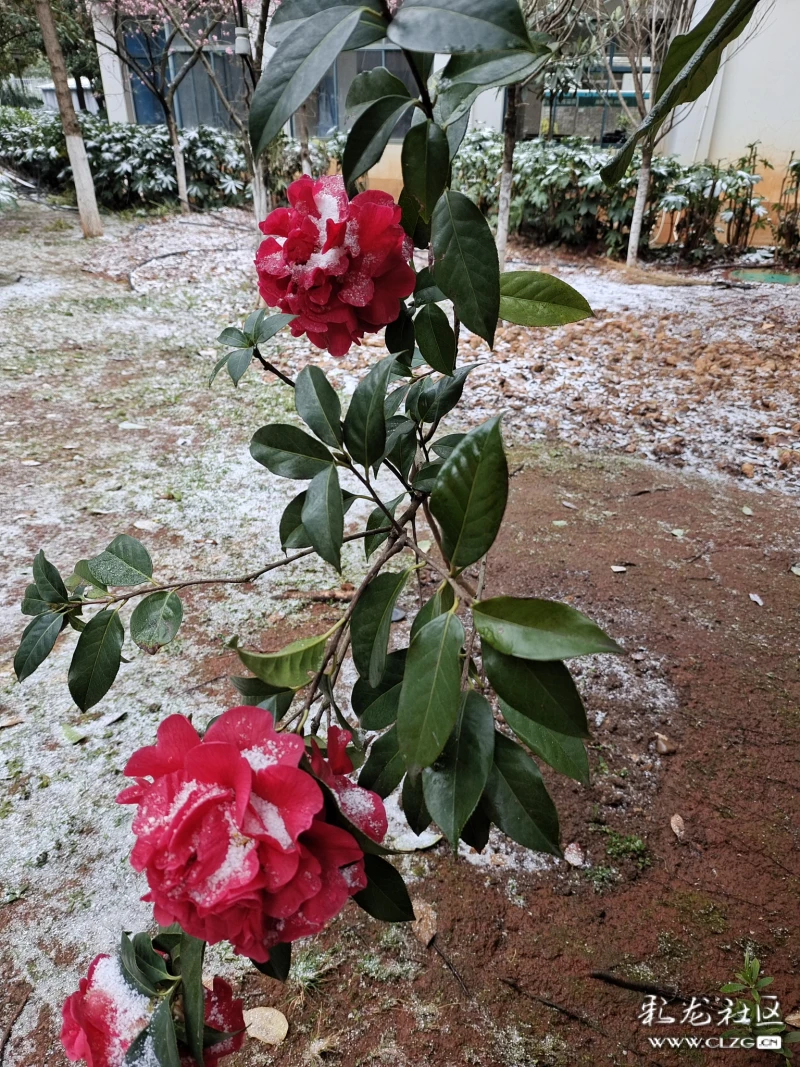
[655, 733, 677, 755]
[243, 1006, 289, 1045]
[564, 842, 585, 867]
[741, 462, 755, 478]
[411, 899, 437, 946]
[749, 592, 764, 606]
[670, 814, 685, 840]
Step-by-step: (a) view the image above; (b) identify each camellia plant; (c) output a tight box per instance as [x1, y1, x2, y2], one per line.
[13, 0, 762, 1064]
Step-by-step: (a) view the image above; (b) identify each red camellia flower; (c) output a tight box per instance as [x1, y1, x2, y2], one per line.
[61, 955, 244, 1067]
[117, 710, 386, 963]
[255, 174, 416, 357]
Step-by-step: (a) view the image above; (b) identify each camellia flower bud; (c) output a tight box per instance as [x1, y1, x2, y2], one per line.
[255, 174, 416, 357]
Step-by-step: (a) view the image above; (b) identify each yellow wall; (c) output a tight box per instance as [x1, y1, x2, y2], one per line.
[365, 143, 404, 199]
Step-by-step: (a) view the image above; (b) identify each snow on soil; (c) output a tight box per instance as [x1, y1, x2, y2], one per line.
[0, 205, 792, 1061]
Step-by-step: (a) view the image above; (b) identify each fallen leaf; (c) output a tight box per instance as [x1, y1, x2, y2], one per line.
[741, 462, 755, 478]
[749, 592, 764, 606]
[670, 528, 686, 539]
[411, 899, 437, 946]
[610, 565, 627, 573]
[790, 565, 800, 577]
[670, 814, 685, 840]
[134, 519, 161, 533]
[563, 842, 585, 867]
[118, 421, 146, 430]
[552, 519, 568, 527]
[741, 506, 753, 516]
[62, 724, 88, 744]
[655, 733, 677, 755]
[0, 717, 24, 730]
[784, 1009, 800, 1027]
[243, 1006, 289, 1045]
[561, 500, 578, 510]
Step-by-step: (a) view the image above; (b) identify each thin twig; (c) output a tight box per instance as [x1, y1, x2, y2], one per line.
[0, 989, 30, 1066]
[431, 937, 470, 997]
[253, 348, 296, 388]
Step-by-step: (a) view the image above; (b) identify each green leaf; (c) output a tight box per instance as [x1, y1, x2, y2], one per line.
[209, 351, 233, 386]
[295, 366, 343, 448]
[499, 698, 589, 784]
[268, 0, 386, 49]
[230, 675, 290, 701]
[227, 347, 253, 386]
[474, 596, 622, 660]
[343, 356, 394, 468]
[236, 632, 328, 690]
[351, 568, 410, 686]
[433, 82, 481, 147]
[431, 191, 499, 345]
[397, 611, 465, 773]
[484, 645, 589, 738]
[254, 312, 296, 344]
[73, 559, 108, 593]
[351, 648, 406, 730]
[364, 494, 404, 561]
[443, 48, 549, 87]
[353, 854, 415, 922]
[359, 725, 405, 798]
[402, 771, 431, 836]
[408, 364, 476, 425]
[32, 549, 69, 604]
[401, 120, 450, 223]
[68, 608, 125, 710]
[388, 0, 532, 53]
[14, 612, 65, 681]
[410, 583, 455, 640]
[301, 465, 344, 571]
[132, 932, 176, 986]
[346, 65, 412, 122]
[422, 690, 494, 846]
[412, 460, 443, 493]
[343, 96, 417, 189]
[431, 433, 465, 459]
[21, 583, 54, 616]
[385, 305, 415, 364]
[601, 0, 759, 185]
[413, 266, 446, 307]
[429, 416, 507, 568]
[87, 535, 153, 588]
[180, 932, 206, 1067]
[499, 271, 593, 327]
[217, 326, 250, 348]
[414, 303, 456, 376]
[149, 997, 181, 1067]
[120, 932, 158, 997]
[129, 591, 183, 654]
[250, 942, 292, 981]
[483, 732, 561, 856]
[461, 802, 491, 851]
[250, 6, 363, 158]
[280, 488, 356, 551]
[250, 424, 333, 479]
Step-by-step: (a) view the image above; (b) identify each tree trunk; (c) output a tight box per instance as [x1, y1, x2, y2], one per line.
[496, 84, 519, 273]
[626, 140, 653, 267]
[73, 72, 86, 111]
[296, 102, 312, 176]
[34, 0, 102, 237]
[165, 111, 191, 214]
[245, 138, 269, 235]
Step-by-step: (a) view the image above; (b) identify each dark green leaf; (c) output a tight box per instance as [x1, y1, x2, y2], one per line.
[430, 416, 507, 567]
[443, 48, 549, 87]
[433, 82, 481, 147]
[250, 424, 333, 479]
[474, 596, 622, 660]
[87, 535, 153, 588]
[430, 433, 465, 459]
[251, 7, 363, 158]
[483, 732, 560, 855]
[460, 802, 491, 851]
[385, 305, 415, 363]
[359, 725, 405, 797]
[68, 609, 124, 710]
[414, 303, 456, 375]
[209, 351, 232, 386]
[217, 326, 250, 348]
[345, 65, 412, 121]
[499, 271, 593, 327]
[236, 631, 328, 690]
[301, 465, 344, 571]
[388, 0, 532, 53]
[352, 648, 406, 730]
[484, 645, 589, 738]
[261, 690, 295, 718]
[384, 416, 417, 480]
[180, 932, 206, 1067]
[364, 493, 404, 560]
[21, 583, 53, 616]
[397, 611, 464, 772]
[353, 854, 415, 922]
[409, 364, 476, 425]
[351, 568, 410, 686]
[150, 997, 181, 1067]
[120, 932, 158, 996]
[343, 356, 394, 468]
[295, 366, 343, 448]
[250, 942, 292, 981]
[422, 690, 494, 846]
[410, 582, 455, 640]
[14, 611, 65, 681]
[401, 120, 449, 223]
[402, 770, 431, 835]
[499, 698, 589, 784]
[32, 549, 69, 604]
[413, 266, 446, 306]
[280, 488, 356, 551]
[412, 460, 442, 493]
[230, 675, 290, 701]
[254, 312, 296, 344]
[399, 187, 431, 247]
[130, 591, 183, 654]
[227, 347, 253, 386]
[131, 933, 176, 986]
[431, 191, 500, 345]
[343, 96, 417, 189]
[73, 559, 108, 593]
[268, 0, 386, 49]
[601, 0, 759, 185]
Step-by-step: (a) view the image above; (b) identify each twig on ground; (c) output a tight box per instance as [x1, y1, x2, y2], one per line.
[431, 937, 470, 998]
[0, 989, 30, 1066]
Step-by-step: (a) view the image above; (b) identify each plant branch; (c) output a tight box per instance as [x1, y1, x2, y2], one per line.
[253, 347, 295, 387]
